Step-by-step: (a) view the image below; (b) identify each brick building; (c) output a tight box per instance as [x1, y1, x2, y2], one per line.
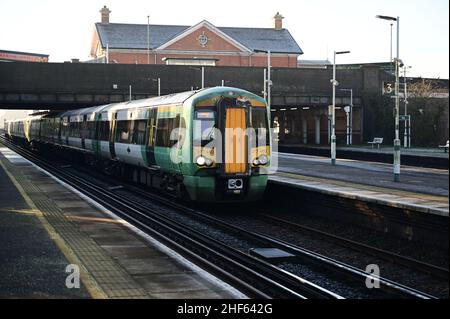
[0, 49, 49, 62]
[89, 6, 302, 67]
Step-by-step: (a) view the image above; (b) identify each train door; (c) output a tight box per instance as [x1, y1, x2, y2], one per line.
[154, 110, 181, 172]
[109, 112, 117, 159]
[116, 110, 147, 167]
[81, 114, 87, 150]
[96, 112, 110, 159]
[114, 111, 133, 164]
[63, 117, 69, 145]
[145, 107, 157, 167]
[224, 105, 247, 174]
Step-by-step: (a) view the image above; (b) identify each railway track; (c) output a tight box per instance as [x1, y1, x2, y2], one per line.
[0, 136, 437, 299]
[259, 214, 449, 280]
[0, 136, 336, 299]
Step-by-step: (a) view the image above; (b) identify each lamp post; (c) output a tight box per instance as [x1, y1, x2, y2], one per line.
[268, 50, 271, 108]
[201, 66, 205, 89]
[188, 66, 205, 89]
[403, 65, 412, 148]
[152, 78, 161, 96]
[331, 50, 350, 165]
[221, 80, 231, 87]
[254, 49, 272, 108]
[377, 14, 400, 182]
[390, 23, 393, 63]
[147, 15, 151, 64]
[263, 69, 267, 100]
[340, 88, 353, 145]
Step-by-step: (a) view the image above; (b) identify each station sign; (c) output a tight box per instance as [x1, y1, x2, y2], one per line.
[399, 115, 410, 121]
[382, 81, 395, 95]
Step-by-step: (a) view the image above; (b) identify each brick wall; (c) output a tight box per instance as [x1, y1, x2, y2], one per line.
[108, 51, 298, 68]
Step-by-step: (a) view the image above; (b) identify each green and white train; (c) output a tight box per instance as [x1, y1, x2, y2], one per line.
[6, 87, 271, 202]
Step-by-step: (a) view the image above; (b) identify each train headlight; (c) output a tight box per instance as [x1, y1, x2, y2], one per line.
[196, 156, 206, 166]
[253, 155, 269, 166]
[258, 154, 269, 165]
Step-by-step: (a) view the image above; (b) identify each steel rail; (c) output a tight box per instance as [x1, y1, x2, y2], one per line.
[82, 163, 436, 299]
[261, 214, 449, 280]
[0, 136, 339, 299]
[1, 136, 437, 298]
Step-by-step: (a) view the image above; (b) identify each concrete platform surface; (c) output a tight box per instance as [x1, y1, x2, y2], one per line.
[0, 146, 244, 299]
[271, 152, 449, 217]
[280, 144, 449, 158]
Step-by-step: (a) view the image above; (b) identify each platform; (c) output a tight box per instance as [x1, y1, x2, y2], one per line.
[271, 152, 449, 217]
[0, 146, 244, 299]
[278, 144, 449, 169]
[280, 144, 450, 158]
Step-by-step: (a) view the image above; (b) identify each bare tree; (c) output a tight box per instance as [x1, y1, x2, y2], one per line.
[408, 79, 436, 98]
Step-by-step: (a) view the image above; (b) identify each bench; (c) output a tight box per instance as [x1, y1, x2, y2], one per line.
[439, 140, 449, 153]
[368, 137, 383, 149]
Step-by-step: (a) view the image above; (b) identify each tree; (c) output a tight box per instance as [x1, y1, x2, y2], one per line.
[407, 79, 449, 146]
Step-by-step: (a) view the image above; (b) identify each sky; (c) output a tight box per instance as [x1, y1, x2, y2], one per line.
[0, 0, 448, 79]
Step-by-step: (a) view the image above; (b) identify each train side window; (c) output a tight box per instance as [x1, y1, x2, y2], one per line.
[70, 122, 78, 138]
[71, 122, 79, 138]
[251, 108, 270, 146]
[98, 121, 110, 141]
[156, 115, 180, 147]
[131, 120, 146, 145]
[155, 118, 170, 147]
[61, 120, 68, 136]
[115, 120, 131, 143]
[87, 121, 95, 139]
[75, 122, 82, 138]
[194, 111, 215, 147]
[81, 120, 88, 139]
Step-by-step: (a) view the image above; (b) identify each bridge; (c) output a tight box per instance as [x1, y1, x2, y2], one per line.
[0, 62, 390, 110]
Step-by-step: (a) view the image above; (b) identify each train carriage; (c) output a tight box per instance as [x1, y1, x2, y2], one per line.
[6, 87, 271, 202]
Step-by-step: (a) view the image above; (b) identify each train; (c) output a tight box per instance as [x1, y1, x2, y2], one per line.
[5, 87, 271, 202]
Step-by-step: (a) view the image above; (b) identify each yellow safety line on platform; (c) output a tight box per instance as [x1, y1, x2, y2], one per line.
[67, 215, 128, 224]
[276, 171, 449, 204]
[0, 158, 108, 299]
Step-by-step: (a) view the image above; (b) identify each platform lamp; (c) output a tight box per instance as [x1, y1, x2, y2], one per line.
[147, 15, 150, 64]
[377, 14, 401, 182]
[331, 50, 350, 165]
[340, 88, 353, 145]
[253, 49, 272, 108]
[403, 65, 412, 148]
[152, 78, 161, 96]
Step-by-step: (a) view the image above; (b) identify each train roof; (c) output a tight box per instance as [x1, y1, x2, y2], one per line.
[58, 87, 266, 119]
[59, 89, 199, 118]
[6, 114, 45, 123]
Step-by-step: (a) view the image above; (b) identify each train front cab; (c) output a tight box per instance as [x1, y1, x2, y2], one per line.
[183, 88, 270, 202]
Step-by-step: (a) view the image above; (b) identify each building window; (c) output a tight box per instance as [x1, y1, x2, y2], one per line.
[162, 57, 217, 66]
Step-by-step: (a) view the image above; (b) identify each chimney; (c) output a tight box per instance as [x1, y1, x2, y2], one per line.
[100, 5, 111, 24]
[273, 12, 284, 30]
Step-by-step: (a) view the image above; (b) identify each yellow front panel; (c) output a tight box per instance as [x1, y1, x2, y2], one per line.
[225, 108, 246, 174]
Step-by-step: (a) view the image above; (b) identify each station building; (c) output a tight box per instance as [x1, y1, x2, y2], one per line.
[83, 7, 449, 147]
[89, 6, 302, 67]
